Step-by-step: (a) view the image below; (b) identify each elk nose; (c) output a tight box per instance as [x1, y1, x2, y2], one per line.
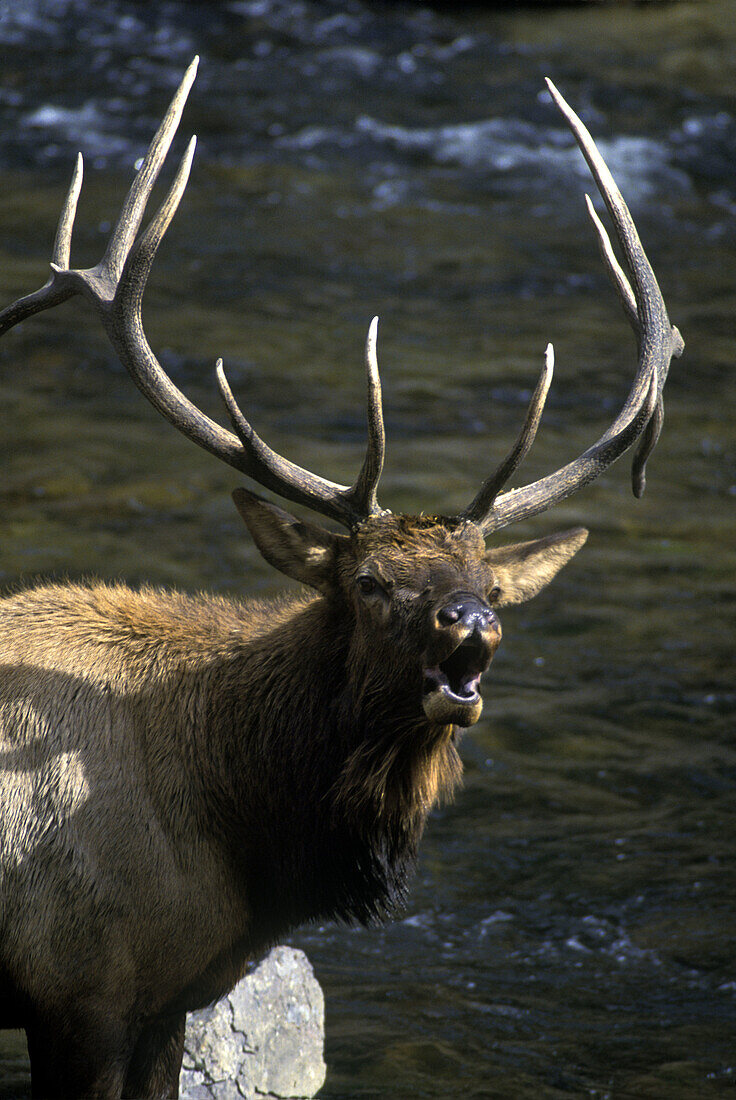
[436, 595, 498, 635]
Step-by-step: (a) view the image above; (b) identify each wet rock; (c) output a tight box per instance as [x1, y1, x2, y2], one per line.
[180, 947, 326, 1100]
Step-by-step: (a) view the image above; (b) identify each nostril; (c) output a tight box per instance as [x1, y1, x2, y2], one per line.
[437, 605, 461, 626]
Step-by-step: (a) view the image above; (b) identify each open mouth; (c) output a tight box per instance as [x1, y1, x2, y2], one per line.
[422, 636, 490, 726]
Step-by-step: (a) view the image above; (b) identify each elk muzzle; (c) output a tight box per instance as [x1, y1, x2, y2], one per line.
[422, 595, 501, 727]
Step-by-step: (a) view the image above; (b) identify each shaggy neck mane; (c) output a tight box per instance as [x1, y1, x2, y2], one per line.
[334, 642, 462, 847]
[200, 590, 463, 936]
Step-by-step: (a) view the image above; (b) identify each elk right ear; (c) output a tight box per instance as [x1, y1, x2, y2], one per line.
[232, 488, 346, 594]
[485, 526, 588, 607]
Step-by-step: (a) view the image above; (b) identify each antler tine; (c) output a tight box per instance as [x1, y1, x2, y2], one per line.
[583, 194, 665, 497]
[0, 154, 84, 337]
[52, 152, 84, 269]
[461, 343, 554, 526]
[103, 133, 246, 456]
[584, 195, 638, 334]
[214, 359, 357, 521]
[350, 316, 386, 516]
[462, 80, 683, 536]
[103, 57, 199, 280]
[214, 316, 387, 526]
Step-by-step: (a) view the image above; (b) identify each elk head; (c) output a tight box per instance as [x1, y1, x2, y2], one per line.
[0, 59, 683, 732]
[233, 491, 587, 728]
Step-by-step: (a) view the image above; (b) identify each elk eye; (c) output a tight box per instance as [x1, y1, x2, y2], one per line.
[357, 574, 378, 596]
[488, 585, 501, 603]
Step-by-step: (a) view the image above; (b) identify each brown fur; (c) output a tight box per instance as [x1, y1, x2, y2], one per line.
[0, 502, 586, 1098]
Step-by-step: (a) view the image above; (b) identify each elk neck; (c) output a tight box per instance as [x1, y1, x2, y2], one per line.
[192, 586, 463, 935]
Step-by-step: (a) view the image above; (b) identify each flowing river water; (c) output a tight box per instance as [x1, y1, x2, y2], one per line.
[0, 2, 734, 1097]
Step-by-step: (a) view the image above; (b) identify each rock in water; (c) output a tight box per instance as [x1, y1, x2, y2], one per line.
[180, 947, 326, 1099]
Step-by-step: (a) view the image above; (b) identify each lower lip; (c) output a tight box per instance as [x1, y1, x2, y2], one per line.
[440, 683, 480, 706]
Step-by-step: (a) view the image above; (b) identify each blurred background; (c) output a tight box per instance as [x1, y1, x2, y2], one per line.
[0, 1, 734, 1096]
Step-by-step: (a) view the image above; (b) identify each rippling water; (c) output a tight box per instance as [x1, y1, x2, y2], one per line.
[0, 2, 734, 1097]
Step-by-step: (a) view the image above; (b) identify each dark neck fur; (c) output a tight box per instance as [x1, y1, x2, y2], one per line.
[196, 592, 462, 942]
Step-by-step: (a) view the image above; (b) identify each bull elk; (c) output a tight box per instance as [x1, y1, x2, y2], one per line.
[0, 58, 682, 1099]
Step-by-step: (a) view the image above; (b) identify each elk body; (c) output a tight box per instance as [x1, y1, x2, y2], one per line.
[0, 60, 682, 1099]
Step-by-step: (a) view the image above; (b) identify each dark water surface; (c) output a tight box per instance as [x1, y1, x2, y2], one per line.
[0, 2, 734, 1097]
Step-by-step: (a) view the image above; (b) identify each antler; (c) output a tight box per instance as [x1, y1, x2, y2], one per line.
[0, 57, 385, 530]
[459, 79, 684, 535]
[0, 65, 682, 536]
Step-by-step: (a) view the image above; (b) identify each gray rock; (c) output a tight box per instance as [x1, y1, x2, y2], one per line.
[180, 947, 326, 1100]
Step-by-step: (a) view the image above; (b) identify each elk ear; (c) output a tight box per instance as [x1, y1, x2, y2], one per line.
[232, 488, 346, 594]
[485, 527, 588, 607]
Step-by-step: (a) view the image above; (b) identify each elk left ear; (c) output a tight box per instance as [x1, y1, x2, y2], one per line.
[232, 488, 346, 594]
[485, 527, 588, 607]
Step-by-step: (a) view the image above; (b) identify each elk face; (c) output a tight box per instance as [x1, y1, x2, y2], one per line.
[233, 491, 588, 729]
[345, 515, 499, 728]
